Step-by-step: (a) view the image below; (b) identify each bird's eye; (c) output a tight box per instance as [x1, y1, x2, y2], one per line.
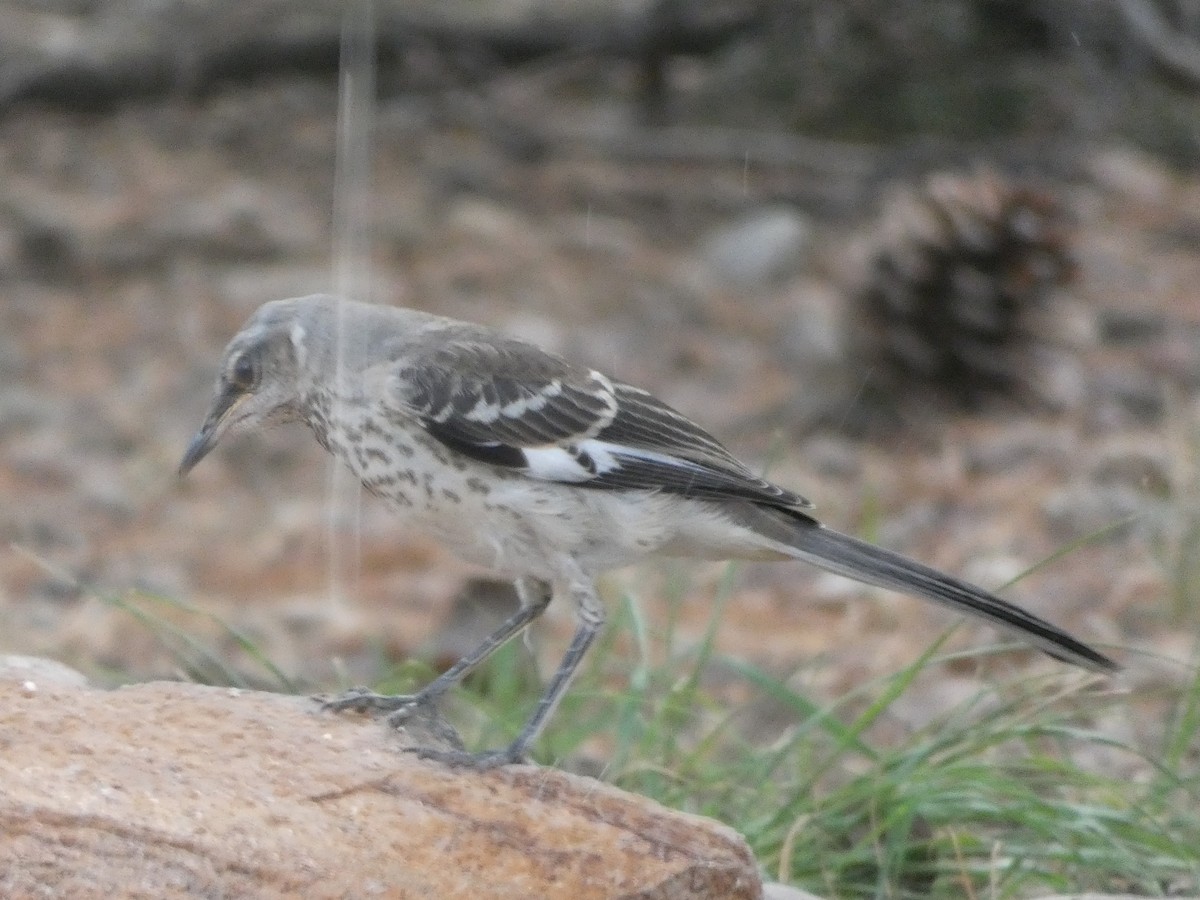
[229, 353, 260, 391]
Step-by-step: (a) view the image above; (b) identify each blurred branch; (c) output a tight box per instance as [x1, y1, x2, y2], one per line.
[1115, 0, 1200, 89]
[0, 1, 764, 116]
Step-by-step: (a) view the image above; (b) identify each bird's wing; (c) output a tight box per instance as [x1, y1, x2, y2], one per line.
[385, 332, 811, 510]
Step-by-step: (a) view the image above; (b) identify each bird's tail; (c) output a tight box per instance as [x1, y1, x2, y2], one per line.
[740, 506, 1118, 673]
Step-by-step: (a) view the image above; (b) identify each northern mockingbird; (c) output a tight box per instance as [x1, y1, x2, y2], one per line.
[180, 294, 1117, 768]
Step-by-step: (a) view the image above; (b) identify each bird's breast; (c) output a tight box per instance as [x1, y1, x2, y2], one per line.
[309, 404, 769, 579]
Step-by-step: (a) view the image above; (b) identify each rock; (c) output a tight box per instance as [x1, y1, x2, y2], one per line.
[780, 278, 845, 365]
[701, 207, 812, 285]
[0, 655, 90, 689]
[0, 659, 762, 899]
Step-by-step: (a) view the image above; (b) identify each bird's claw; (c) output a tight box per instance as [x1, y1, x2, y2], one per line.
[318, 687, 423, 719]
[405, 743, 528, 770]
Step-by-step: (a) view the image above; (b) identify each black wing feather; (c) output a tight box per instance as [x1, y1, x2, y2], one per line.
[391, 331, 810, 510]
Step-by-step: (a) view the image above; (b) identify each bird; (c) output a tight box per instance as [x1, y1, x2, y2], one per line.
[179, 294, 1118, 768]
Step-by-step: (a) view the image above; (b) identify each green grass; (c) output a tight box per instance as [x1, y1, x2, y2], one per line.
[448, 585, 1199, 898]
[23, 544, 1200, 898]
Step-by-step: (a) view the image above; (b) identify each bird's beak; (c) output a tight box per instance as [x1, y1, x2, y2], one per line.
[179, 386, 244, 477]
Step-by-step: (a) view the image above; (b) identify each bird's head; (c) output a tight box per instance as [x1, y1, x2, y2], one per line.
[179, 295, 330, 476]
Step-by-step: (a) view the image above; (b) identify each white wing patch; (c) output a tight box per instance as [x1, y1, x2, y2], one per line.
[464, 379, 565, 424]
[522, 439, 623, 483]
[588, 371, 619, 423]
[521, 439, 698, 485]
[522, 446, 598, 482]
[574, 439, 622, 475]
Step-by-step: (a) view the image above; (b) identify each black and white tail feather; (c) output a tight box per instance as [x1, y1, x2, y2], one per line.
[393, 325, 1116, 675]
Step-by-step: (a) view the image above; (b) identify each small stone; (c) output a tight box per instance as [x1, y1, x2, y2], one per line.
[0, 655, 89, 689]
[781, 279, 845, 365]
[701, 207, 812, 284]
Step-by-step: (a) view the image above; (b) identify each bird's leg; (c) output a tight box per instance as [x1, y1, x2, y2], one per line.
[321, 577, 553, 722]
[412, 578, 604, 770]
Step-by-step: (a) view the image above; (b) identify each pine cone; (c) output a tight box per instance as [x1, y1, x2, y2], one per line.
[849, 168, 1079, 415]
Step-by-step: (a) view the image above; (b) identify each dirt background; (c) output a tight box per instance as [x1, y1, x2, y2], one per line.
[1, 1, 1198, 779]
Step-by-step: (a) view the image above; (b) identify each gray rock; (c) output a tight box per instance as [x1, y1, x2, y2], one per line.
[702, 207, 812, 284]
[0, 655, 89, 690]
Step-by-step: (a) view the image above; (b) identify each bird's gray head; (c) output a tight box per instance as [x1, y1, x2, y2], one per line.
[179, 295, 335, 476]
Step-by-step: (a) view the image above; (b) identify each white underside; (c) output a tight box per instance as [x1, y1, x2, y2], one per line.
[324, 406, 779, 585]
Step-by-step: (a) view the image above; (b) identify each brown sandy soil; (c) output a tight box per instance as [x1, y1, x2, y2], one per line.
[0, 58, 1197, 791]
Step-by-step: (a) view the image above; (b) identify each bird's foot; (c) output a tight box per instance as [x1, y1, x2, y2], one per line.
[318, 687, 424, 721]
[320, 689, 468, 750]
[405, 742, 529, 771]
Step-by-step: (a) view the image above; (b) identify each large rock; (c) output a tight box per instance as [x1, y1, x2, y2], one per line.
[0, 658, 761, 899]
